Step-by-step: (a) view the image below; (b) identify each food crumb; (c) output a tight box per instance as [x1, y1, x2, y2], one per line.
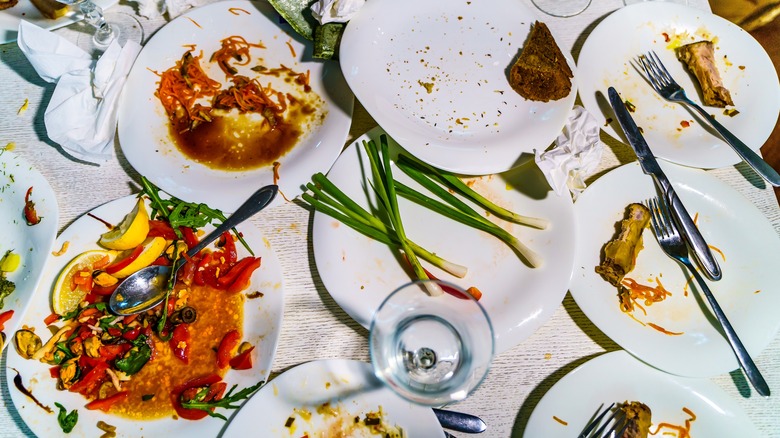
[52, 241, 70, 257]
[553, 415, 568, 425]
[723, 108, 739, 117]
[17, 99, 29, 115]
[544, 353, 552, 360]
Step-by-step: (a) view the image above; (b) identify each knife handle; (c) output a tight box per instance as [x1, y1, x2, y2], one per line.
[666, 189, 722, 281]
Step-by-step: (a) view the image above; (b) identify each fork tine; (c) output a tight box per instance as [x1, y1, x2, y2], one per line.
[637, 55, 662, 93]
[649, 51, 673, 83]
[595, 410, 626, 438]
[581, 403, 615, 436]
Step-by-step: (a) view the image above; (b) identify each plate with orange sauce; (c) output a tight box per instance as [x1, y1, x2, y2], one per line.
[117, 0, 353, 212]
[569, 161, 780, 378]
[6, 194, 285, 436]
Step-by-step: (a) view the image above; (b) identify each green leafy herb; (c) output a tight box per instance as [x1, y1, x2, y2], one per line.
[181, 380, 265, 421]
[313, 22, 344, 59]
[139, 177, 253, 255]
[114, 336, 152, 375]
[54, 402, 78, 433]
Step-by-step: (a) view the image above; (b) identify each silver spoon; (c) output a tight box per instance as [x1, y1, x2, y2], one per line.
[109, 184, 278, 315]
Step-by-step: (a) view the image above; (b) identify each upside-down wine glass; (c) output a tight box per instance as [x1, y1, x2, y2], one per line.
[59, 0, 144, 54]
[530, 0, 592, 18]
[369, 279, 494, 406]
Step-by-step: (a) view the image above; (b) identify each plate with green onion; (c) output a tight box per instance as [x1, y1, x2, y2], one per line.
[309, 127, 576, 353]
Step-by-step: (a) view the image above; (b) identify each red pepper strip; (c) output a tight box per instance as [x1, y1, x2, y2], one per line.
[69, 362, 108, 394]
[104, 245, 144, 275]
[0, 310, 14, 331]
[178, 256, 197, 285]
[193, 253, 213, 286]
[122, 327, 141, 341]
[171, 374, 222, 420]
[402, 255, 482, 301]
[221, 232, 237, 264]
[216, 330, 240, 369]
[180, 226, 200, 249]
[49, 366, 60, 379]
[229, 346, 255, 370]
[91, 282, 119, 296]
[216, 257, 255, 287]
[226, 257, 261, 294]
[123, 314, 138, 325]
[170, 324, 191, 364]
[83, 293, 101, 304]
[24, 187, 41, 225]
[85, 391, 129, 412]
[147, 220, 178, 240]
[43, 312, 60, 326]
[151, 255, 170, 266]
[203, 382, 227, 402]
[106, 327, 122, 337]
[92, 255, 112, 270]
[99, 344, 130, 362]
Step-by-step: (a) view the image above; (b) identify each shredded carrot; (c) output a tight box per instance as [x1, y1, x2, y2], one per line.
[647, 322, 684, 336]
[155, 51, 221, 128]
[52, 241, 70, 257]
[228, 7, 249, 15]
[708, 244, 725, 261]
[186, 17, 202, 28]
[552, 416, 568, 426]
[286, 41, 296, 58]
[649, 407, 695, 438]
[272, 161, 281, 185]
[620, 277, 672, 312]
[211, 35, 265, 76]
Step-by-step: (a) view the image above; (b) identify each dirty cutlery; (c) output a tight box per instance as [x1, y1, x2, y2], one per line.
[579, 403, 628, 438]
[608, 86, 722, 281]
[433, 408, 487, 434]
[646, 196, 770, 397]
[638, 50, 780, 187]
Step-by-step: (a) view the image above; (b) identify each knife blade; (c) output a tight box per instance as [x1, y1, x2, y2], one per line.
[433, 408, 486, 434]
[607, 87, 722, 281]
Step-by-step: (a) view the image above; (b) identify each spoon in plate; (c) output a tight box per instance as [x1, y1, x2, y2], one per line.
[108, 184, 278, 316]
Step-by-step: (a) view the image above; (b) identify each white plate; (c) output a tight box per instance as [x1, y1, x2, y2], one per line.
[6, 194, 285, 436]
[117, 0, 353, 212]
[223, 359, 444, 437]
[524, 350, 759, 437]
[0, 0, 116, 44]
[570, 161, 780, 377]
[312, 127, 576, 354]
[0, 150, 58, 353]
[577, 2, 780, 169]
[339, 0, 577, 175]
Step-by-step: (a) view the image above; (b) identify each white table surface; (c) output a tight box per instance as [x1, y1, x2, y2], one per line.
[2, 0, 779, 437]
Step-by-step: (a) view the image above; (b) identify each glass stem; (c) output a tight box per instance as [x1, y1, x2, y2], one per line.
[79, 1, 115, 46]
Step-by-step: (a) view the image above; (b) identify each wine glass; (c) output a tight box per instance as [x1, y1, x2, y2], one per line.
[369, 280, 494, 406]
[531, 0, 592, 18]
[60, 0, 144, 54]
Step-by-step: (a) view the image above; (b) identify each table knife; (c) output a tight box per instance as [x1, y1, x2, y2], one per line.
[607, 86, 722, 281]
[433, 408, 486, 434]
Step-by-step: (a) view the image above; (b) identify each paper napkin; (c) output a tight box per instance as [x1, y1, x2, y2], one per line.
[17, 21, 141, 164]
[534, 105, 604, 199]
[311, 0, 365, 24]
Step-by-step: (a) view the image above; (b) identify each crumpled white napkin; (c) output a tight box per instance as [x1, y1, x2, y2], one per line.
[534, 105, 604, 199]
[310, 0, 365, 24]
[17, 20, 141, 164]
[132, 0, 197, 19]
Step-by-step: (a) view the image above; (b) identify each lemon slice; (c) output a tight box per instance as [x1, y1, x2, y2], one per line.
[110, 236, 167, 279]
[98, 199, 150, 250]
[52, 250, 117, 316]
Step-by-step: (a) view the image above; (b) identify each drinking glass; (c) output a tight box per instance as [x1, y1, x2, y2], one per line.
[531, 0, 592, 17]
[369, 280, 494, 406]
[59, 0, 143, 53]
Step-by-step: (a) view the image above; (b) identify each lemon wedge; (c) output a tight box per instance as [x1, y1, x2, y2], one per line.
[52, 250, 117, 316]
[98, 199, 150, 250]
[109, 236, 167, 279]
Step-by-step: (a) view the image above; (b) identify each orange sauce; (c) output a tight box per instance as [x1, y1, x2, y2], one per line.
[111, 283, 244, 419]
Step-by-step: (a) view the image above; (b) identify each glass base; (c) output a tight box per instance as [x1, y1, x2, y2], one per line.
[76, 12, 144, 58]
[531, 0, 592, 17]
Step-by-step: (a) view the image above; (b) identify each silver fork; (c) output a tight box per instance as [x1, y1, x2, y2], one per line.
[646, 196, 770, 397]
[579, 403, 628, 438]
[639, 51, 780, 187]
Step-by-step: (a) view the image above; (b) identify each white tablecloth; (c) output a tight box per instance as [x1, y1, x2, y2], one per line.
[1, 0, 779, 437]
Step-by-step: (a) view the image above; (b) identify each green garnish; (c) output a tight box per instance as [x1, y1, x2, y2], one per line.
[114, 335, 152, 375]
[54, 402, 78, 433]
[181, 380, 265, 421]
[139, 176, 253, 255]
[266, 0, 345, 59]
